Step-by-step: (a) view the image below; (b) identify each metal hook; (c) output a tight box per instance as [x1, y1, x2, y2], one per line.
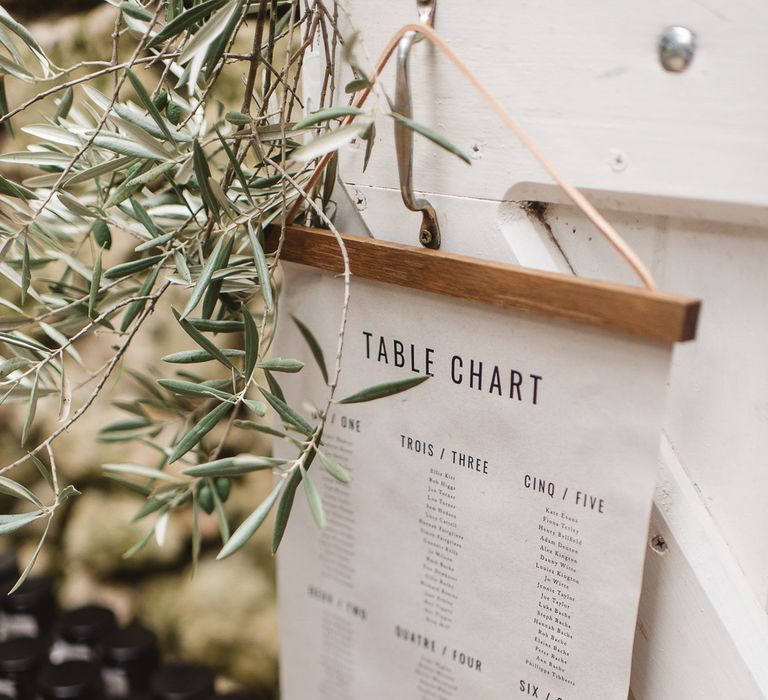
[393, 1, 440, 249]
[416, 0, 436, 27]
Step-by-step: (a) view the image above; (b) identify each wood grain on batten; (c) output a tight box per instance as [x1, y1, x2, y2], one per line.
[267, 225, 701, 344]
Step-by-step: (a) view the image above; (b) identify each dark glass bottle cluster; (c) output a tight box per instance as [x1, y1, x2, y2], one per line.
[0, 554, 253, 700]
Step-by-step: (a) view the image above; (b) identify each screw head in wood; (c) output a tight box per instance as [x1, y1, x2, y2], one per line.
[419, 227, 435, 247]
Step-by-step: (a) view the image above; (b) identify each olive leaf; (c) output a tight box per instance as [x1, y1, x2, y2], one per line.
[295, 106, 364, 130]
[215, 128, 252, 205]
[337, 374, 430, 404]
[157, 378, 235, 402]
[209, 478, 229, 544]
[0, 6, 51, 76]
[147, 0, 230, 48]
[29, 454, 53, 490]
[120, 264, 162, 332]
[233, 420, 291, 440]
[218, 481, 282, 560]
[192, 139, 220, 221]
[54, 87, 74, 123]
[389, 112, 471, 164]
[172, 308, 241, 374]
[188, 318, 243, 333]
[300, 464, 325, 528]
[290, 121, 370, 163]
[131, 498, 168, 523]
[318, 450, 351, 483]
[291, 315, 328, 383]
[182, 455, 286, 477]
[20, 369, 39, 447]
[57, 484, 80, 503]
[224, 111, 249, 127]
[178, 0, 240, 66]
[123, 528, 155, 559]
[10, 514, 53, 593]
[242, 303, 259, 379]
[88, 247, 102, 320]
[0, 357, 32, 379]
[64, 156, 136, 187]
[202, 0, 247, 81]
[272, 467, 301, 554]
[362, 121, 376, 172]
[256, 358, 303, 373]
[120, 1, 153, 21]
[344, 78, 371, 94]
[246, 222, 273, 311]
[0, 174, 36, 200]
[0, 475, 43, 507]
[167, 400, 231, 464]
[0, 76, 13, 137]
[162, 348, 244, 364]
[104, 255, 165, 280]
[92, 134, 168, 161]
[180, 234, 226, 319]
[103, 463, 182, 483]
[259, 387, 314, 437]
[100, 418, 152, 434]
[129, 199, 164, 238]
[201, 234, 233, 318]
[126, 69, 176, 145]
[0, 511, 45, 536]
[20, 237, 30, 305]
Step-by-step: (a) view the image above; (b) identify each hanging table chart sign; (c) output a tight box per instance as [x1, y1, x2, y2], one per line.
[269, 224, 700, 700]
[270, 9, 698, 698]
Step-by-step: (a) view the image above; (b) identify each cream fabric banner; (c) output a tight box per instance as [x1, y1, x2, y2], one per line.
[274, 262, 673, 700]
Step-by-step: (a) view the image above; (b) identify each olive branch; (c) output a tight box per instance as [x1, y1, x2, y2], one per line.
[0, 0, 468, 588]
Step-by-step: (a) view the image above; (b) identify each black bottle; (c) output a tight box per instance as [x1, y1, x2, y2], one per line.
[1, 577, 57, 640]
[101, 624, 159, 697]
[0, 637, 48, 700]
[0, 552, 20, 643]
[0, 553, 18, 588]
[150, 664, 214, 700]
[38, 660, 103, 700]
[51, 606, 117, 664]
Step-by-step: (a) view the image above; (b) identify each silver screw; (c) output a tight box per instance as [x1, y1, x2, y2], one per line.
[650, 534, 668, 555]
[659, 26, 696, 72]
[609, 148, 628, 173]
[419, 228, 435, 247]
[352, 187, 367, 212]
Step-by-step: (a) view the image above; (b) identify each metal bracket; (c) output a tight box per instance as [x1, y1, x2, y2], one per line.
[394, 0, 440, 249]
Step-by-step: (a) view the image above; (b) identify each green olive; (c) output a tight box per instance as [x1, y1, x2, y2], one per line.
[152, 89, 169, 111]
[214, 477, 231, 503]
[165, 101, 182, 126]
[197, 484, 214, 514]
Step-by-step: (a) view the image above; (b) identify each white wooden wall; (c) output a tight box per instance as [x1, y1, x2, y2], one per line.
[306, 1, 768, 697]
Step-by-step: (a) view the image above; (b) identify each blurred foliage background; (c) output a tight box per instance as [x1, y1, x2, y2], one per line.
[0, 3, 282, 696]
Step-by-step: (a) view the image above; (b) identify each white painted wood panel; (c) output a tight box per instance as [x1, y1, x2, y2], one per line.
[632, 437, 768, 699]
[339, 0, 768, 222]
[543, 205, 768, 605]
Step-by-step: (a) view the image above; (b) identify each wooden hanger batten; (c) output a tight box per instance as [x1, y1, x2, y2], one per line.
[266, 225, 700, 344]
